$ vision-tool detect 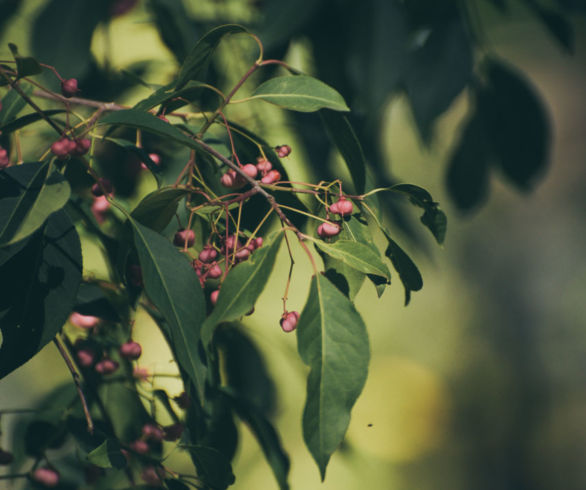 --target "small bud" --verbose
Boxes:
[70,312,100,329]
[0,449,14,465]
[31,467,60,487]
[173,228,195,248]
[330,197,353,217]
[142,423,164,441]
[163,423,184,441]
[207,263,222,279]
[276,144,291,158]
[119,341,142,360]
[242,163,258,179]
[91,178,113,197]
[198,245,218,263]
[95,358,119,375]
[61,78,79,98]
[210,289,220,305]
[76,349,96,368]
[261,169,281,184]
[280,311,299,332]
[317,222,341,238]
[129,440,149,454]
[256,157,272,174]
